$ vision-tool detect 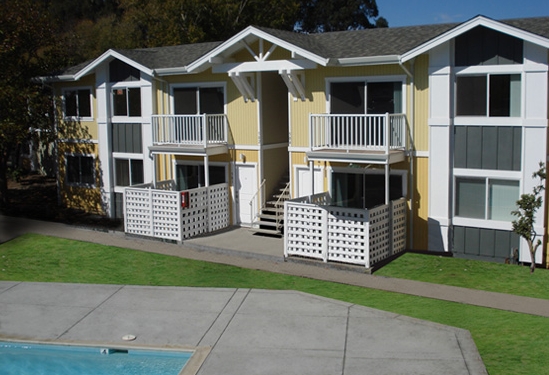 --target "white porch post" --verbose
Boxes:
[385,163,390,205]
[309,159,314,197]
[204,155,210,186]
[152,153,157,188]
